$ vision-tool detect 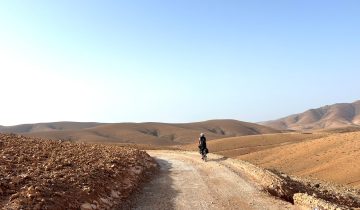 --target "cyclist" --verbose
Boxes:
[198,133,208,160]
